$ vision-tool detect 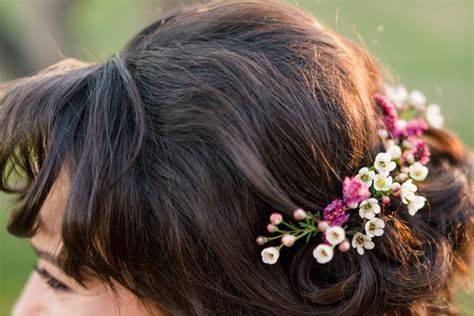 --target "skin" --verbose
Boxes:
[12,166,162,316]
